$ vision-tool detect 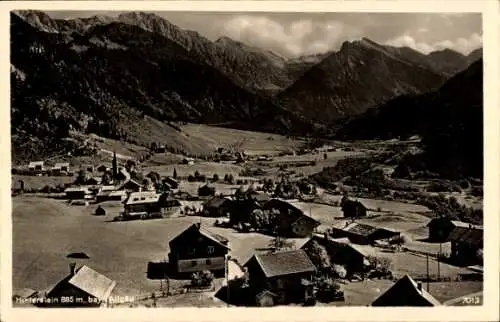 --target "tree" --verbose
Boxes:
[102,172,112,185]
[332,265,347,279]
[367,256,392,274]
[268,236,296,253]
[173,168,178,179]
[212,173,219,182]
[75,169,88,185]
[142,178,153,190]
[249,209,266,229]
[304,241,331,273]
